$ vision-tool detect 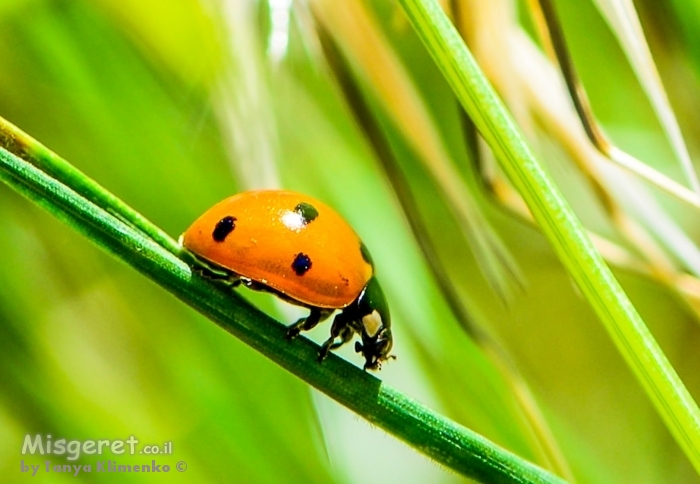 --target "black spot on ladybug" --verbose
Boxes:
[294,203,319,225]
[340,274,350,286]
[213,216,236,242]
[360,241,374,268]
[292,253,312,276]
